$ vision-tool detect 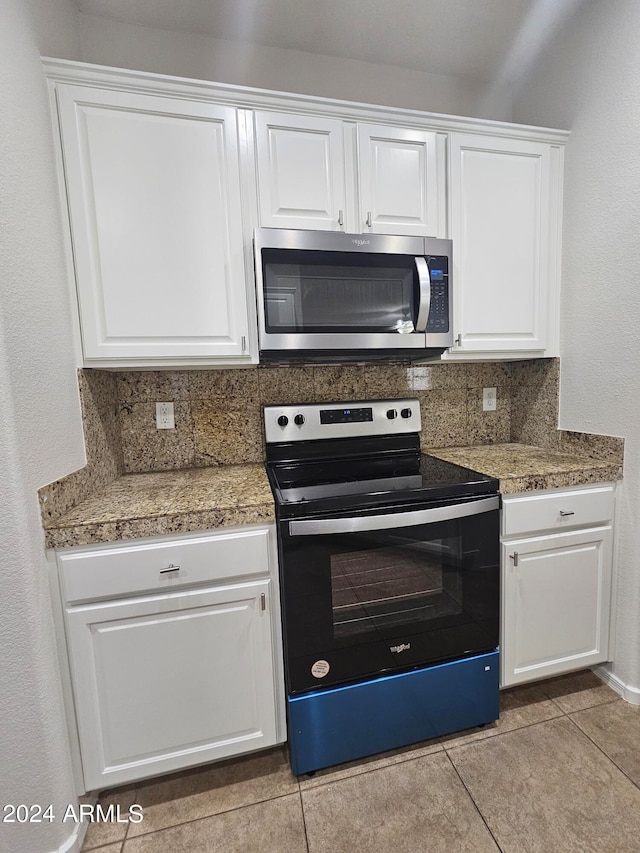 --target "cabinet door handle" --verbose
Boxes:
[456,334,462,347]
[260,593,266,611]
[160,564,181,574]
[366,211,372,228]
[338,209,344,227]
[559,510,575,517]
[509,552,519,567]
